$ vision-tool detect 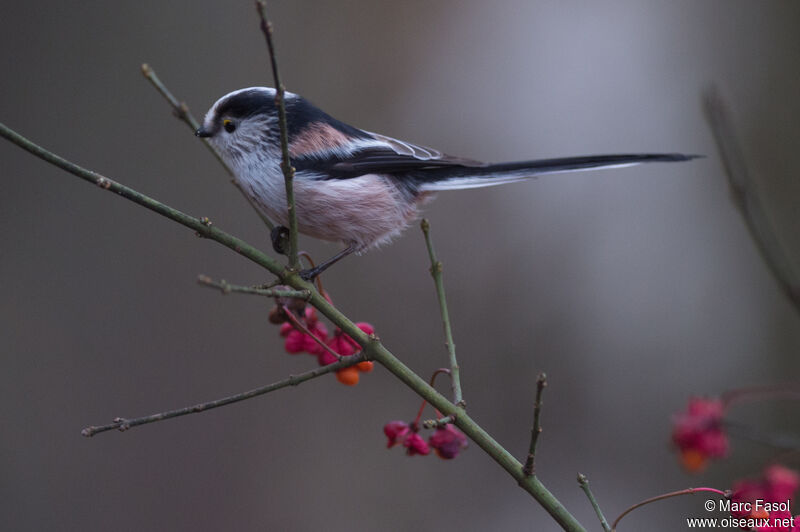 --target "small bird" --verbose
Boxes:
[197,87,697,279]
